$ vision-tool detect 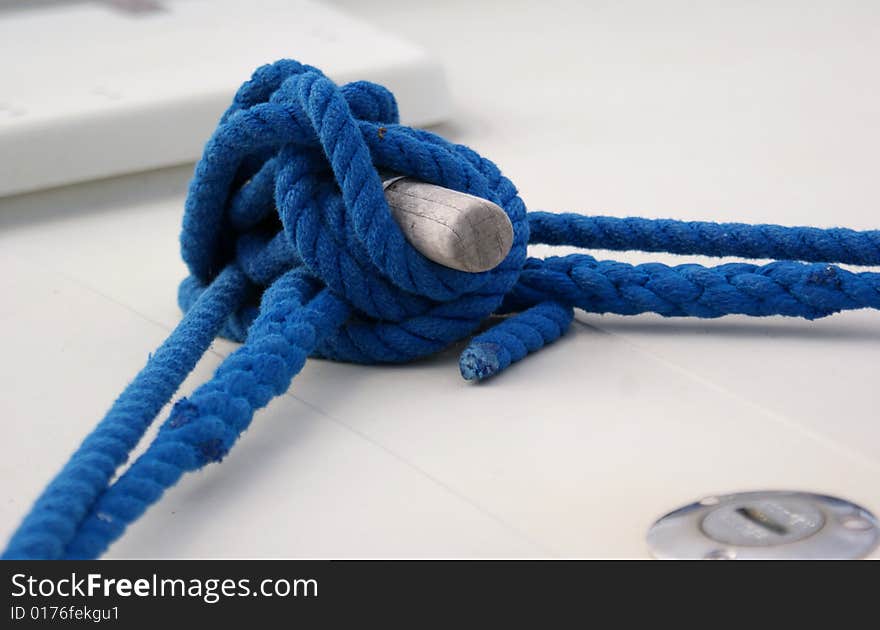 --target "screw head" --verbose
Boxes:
[842,516,872,531]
